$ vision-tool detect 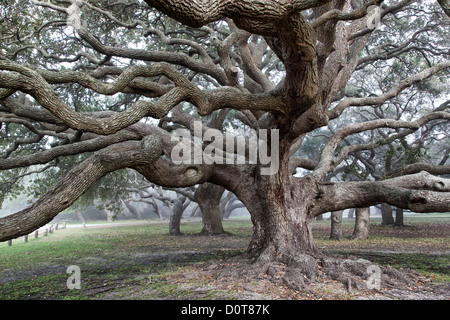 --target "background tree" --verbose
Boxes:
[352,207,370,240]
[1,0,449,288]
